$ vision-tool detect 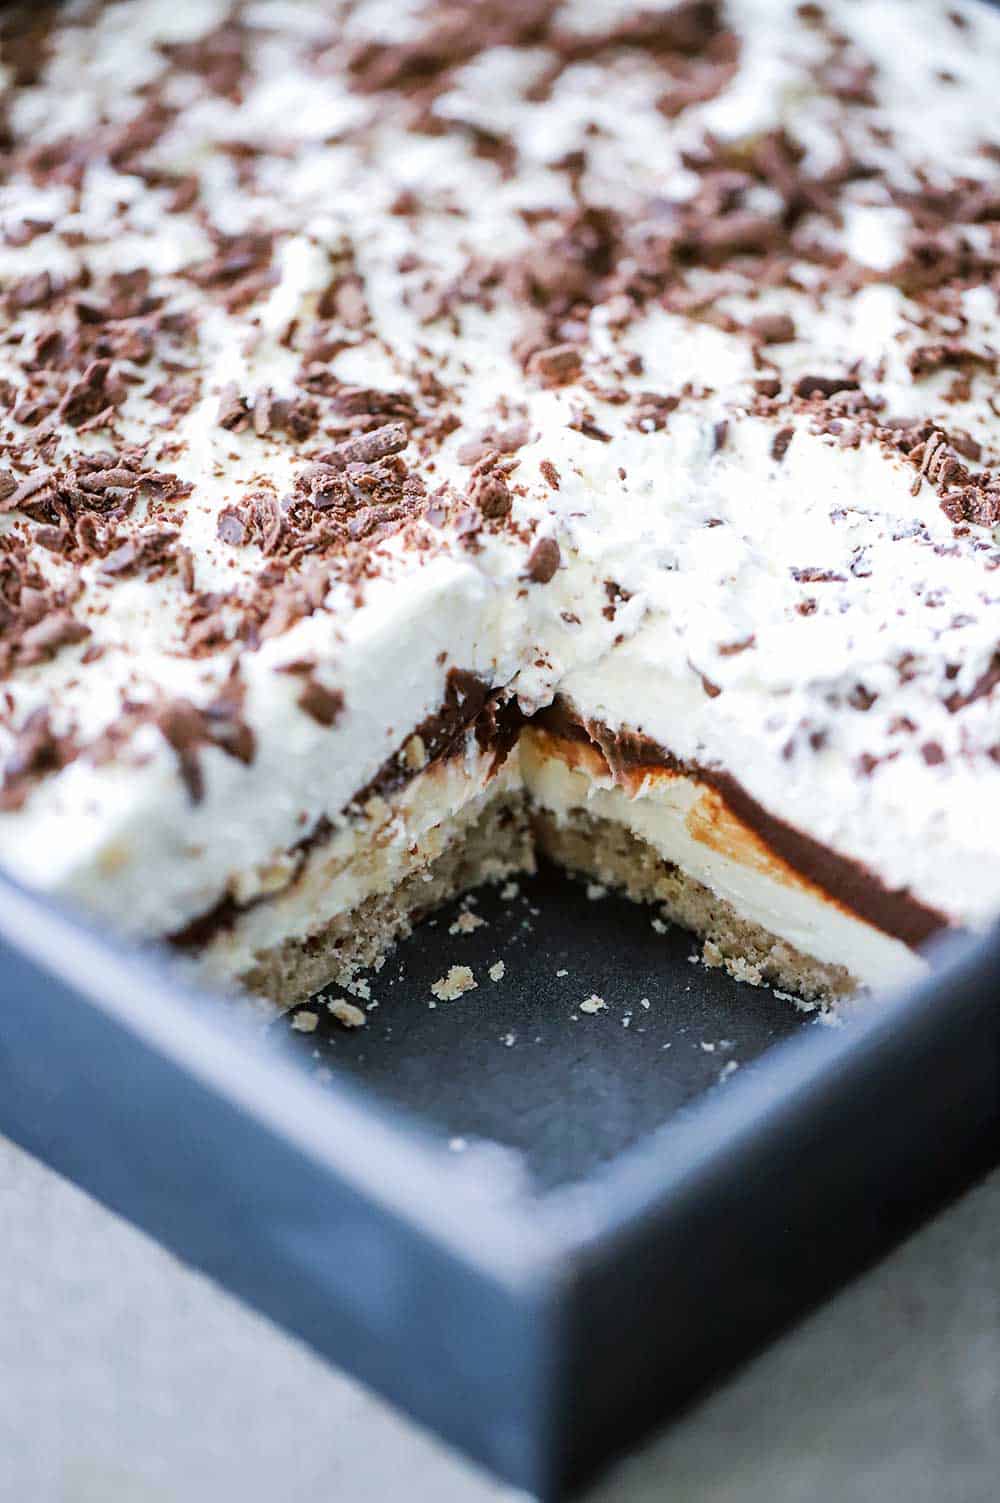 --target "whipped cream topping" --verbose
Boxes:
[0,0,998,947]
